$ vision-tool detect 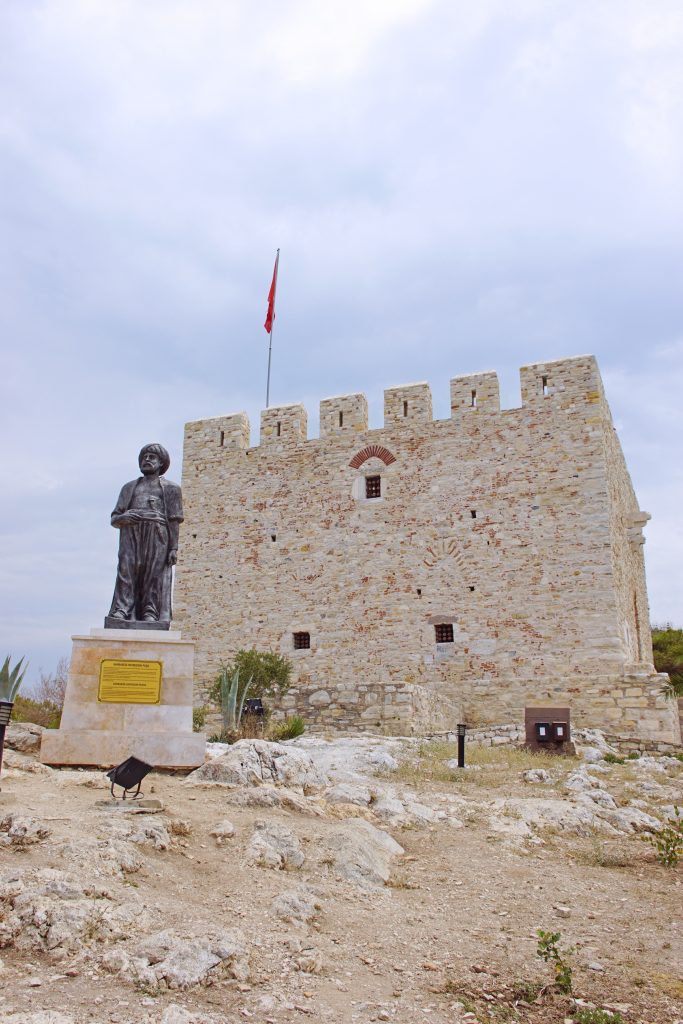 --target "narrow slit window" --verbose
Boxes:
[403,400,408,417]
[276,421,281,437]
[434,623,454,644]
[542,375,549,396]
[365,475,381,499]
[219,430,225,446]
[416,588,422,596]
[271,534,277,542]
[468,585,475,592]
[293,631,310,650]
[339,411,344,427]
[470,509,477,519]
[471,389,477,408]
